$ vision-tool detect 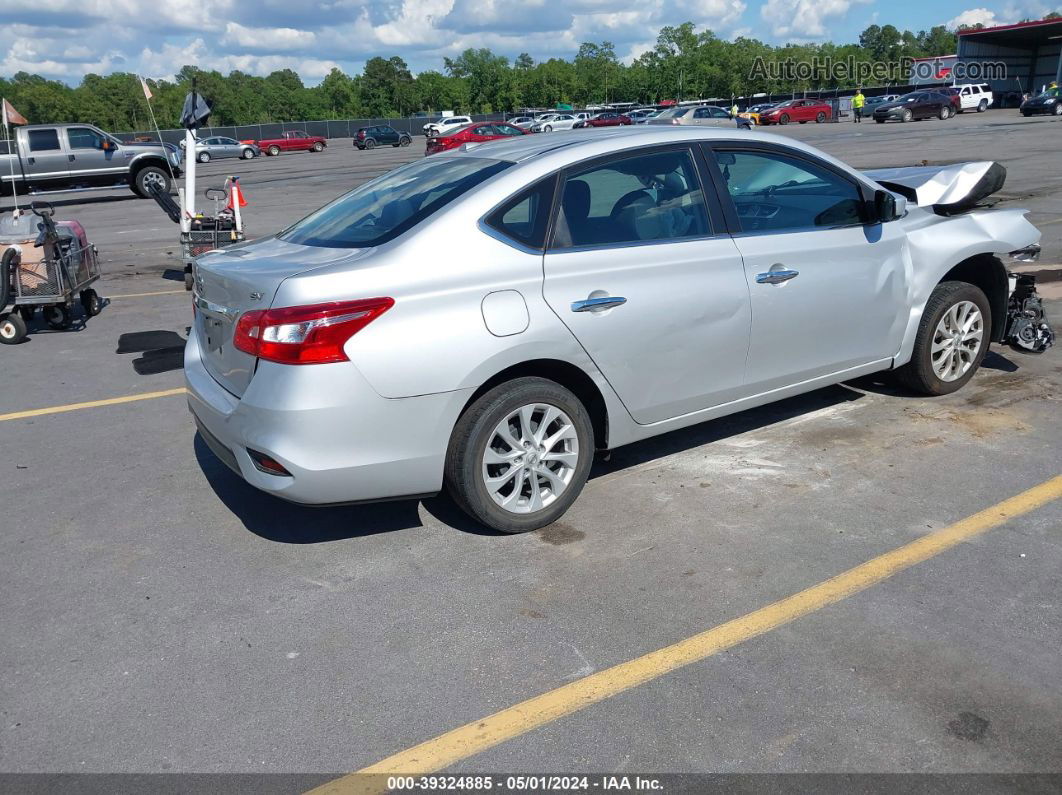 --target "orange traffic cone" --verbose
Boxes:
[227,177,247,209]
